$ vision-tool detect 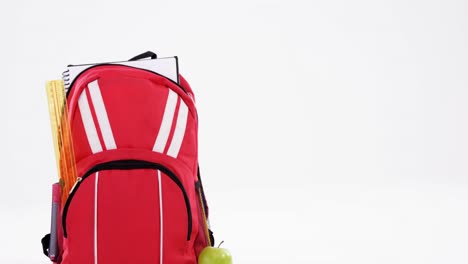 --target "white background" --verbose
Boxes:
[1,0,467,263]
